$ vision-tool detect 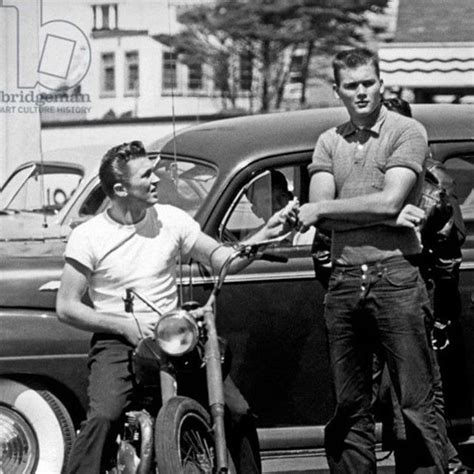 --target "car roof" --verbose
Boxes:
[152,104,474,171]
